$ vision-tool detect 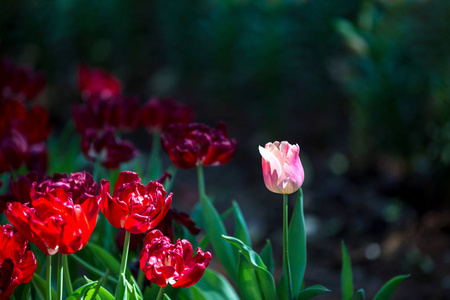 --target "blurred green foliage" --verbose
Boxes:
[1,0,450,206]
